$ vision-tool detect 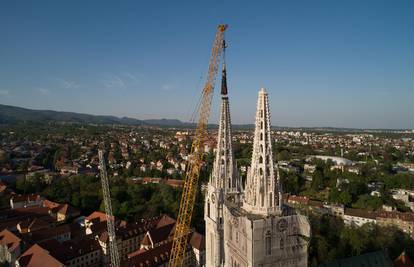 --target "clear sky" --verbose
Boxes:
[1,1,413,129]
